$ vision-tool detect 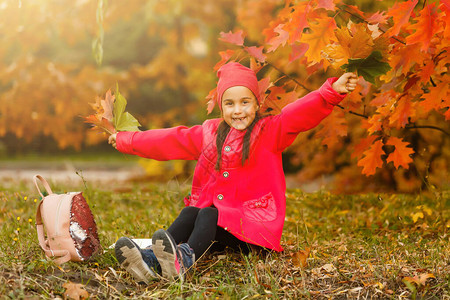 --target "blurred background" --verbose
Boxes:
[0,0,448,193]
